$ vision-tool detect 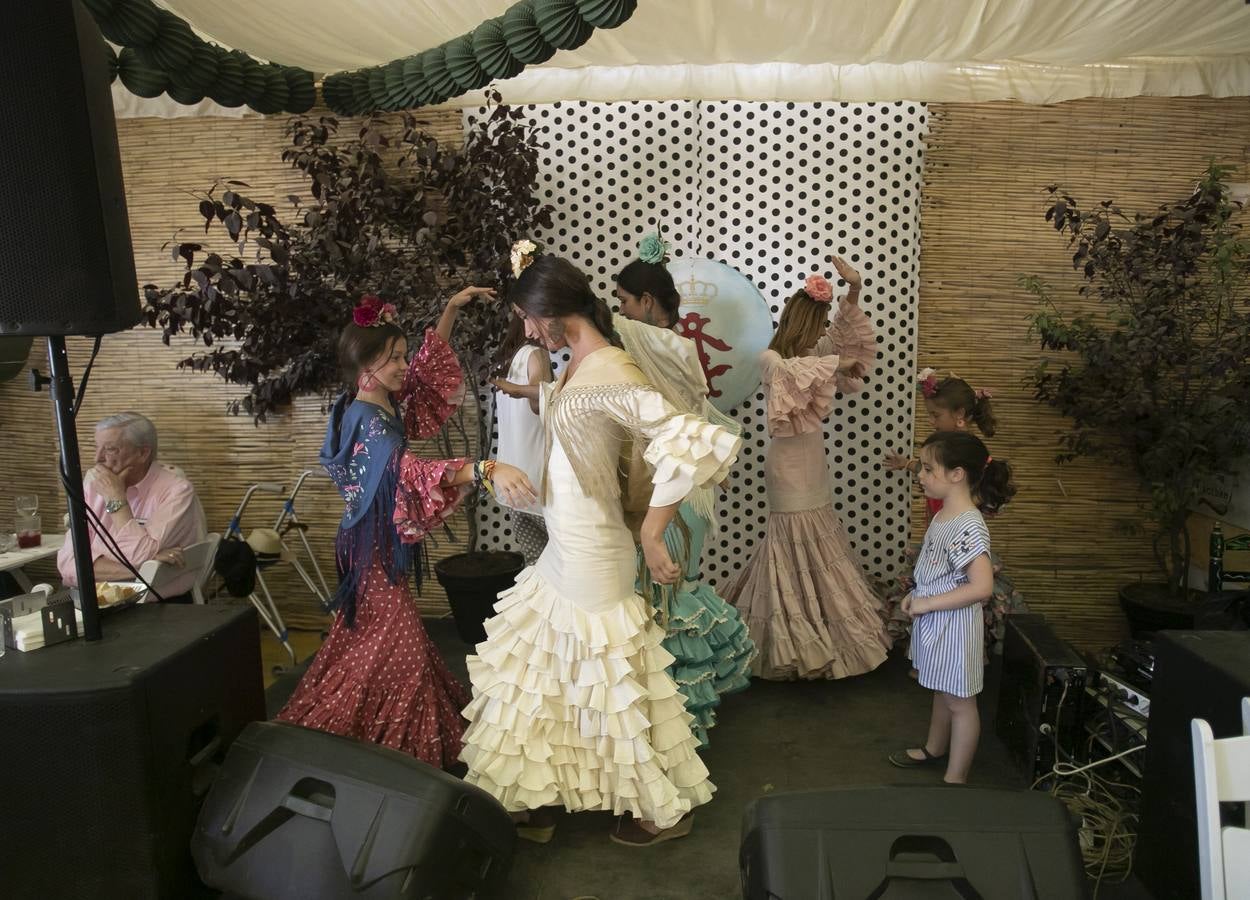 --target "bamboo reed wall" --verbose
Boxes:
[918,97,1250,650]
[0,107,465,631]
